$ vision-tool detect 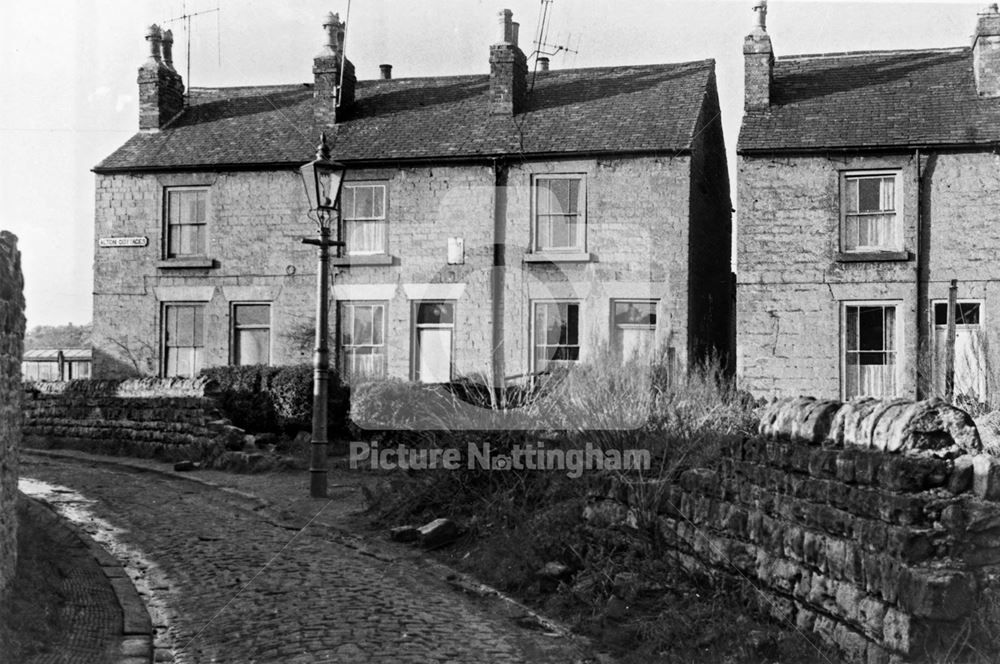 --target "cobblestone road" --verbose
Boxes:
[21,455,592,664]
